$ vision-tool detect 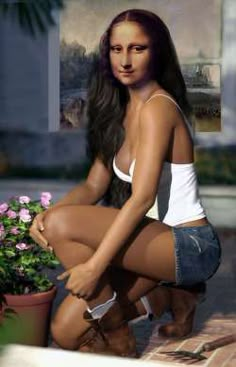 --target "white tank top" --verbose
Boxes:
[112,93,206,226]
